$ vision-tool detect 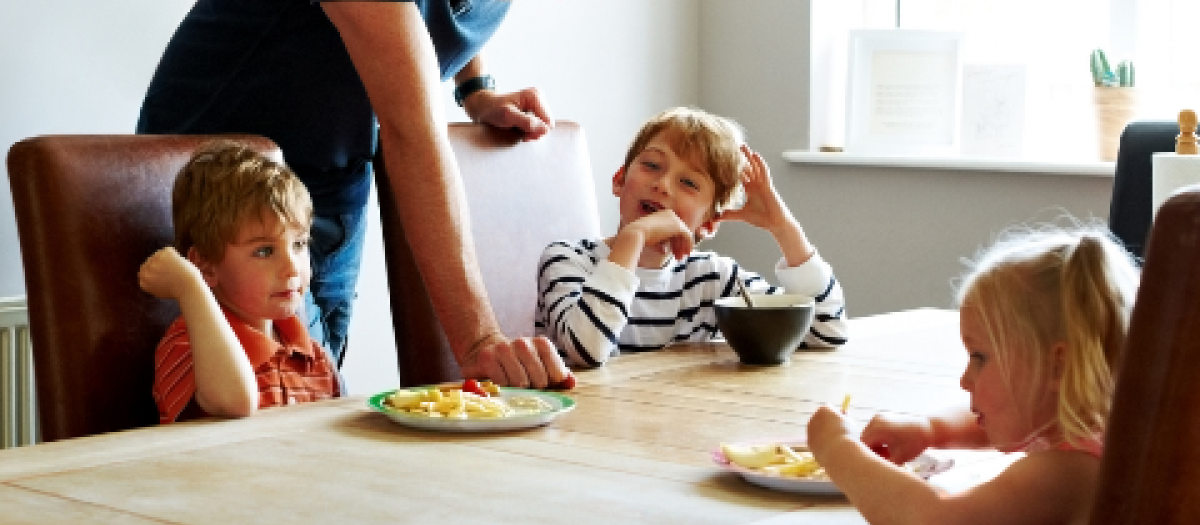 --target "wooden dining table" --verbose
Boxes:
[0,308,1010,524]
